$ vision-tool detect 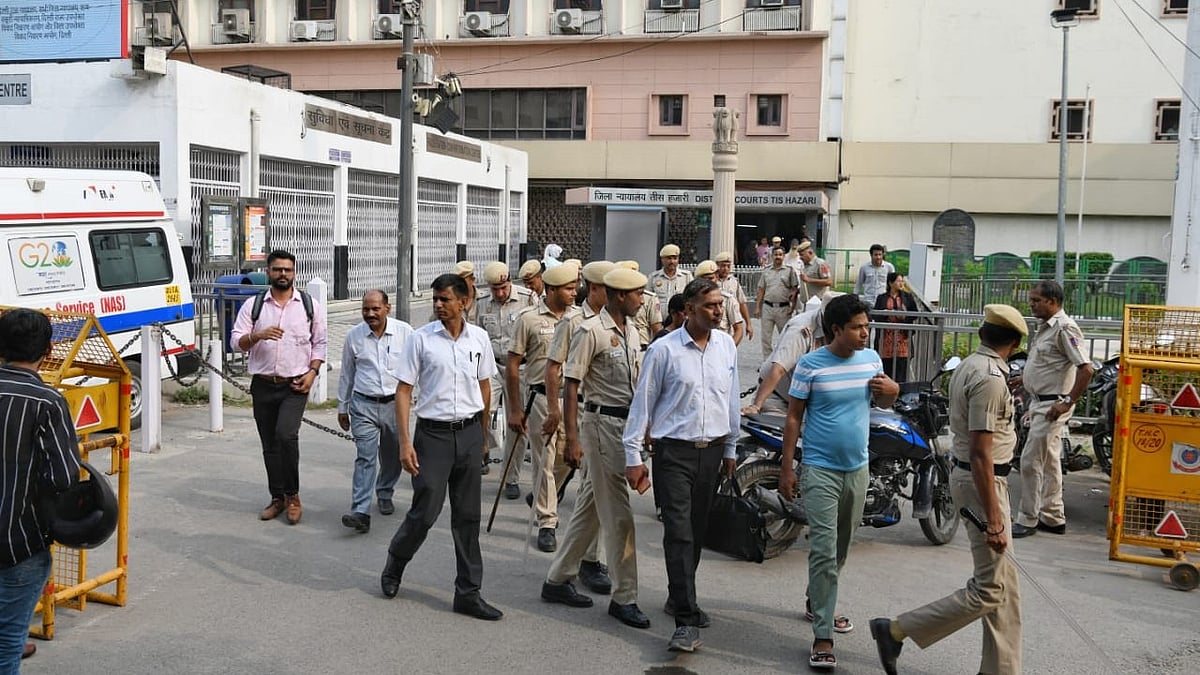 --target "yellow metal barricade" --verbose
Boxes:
[1108,305,1200,590]
[0,307,131,639]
